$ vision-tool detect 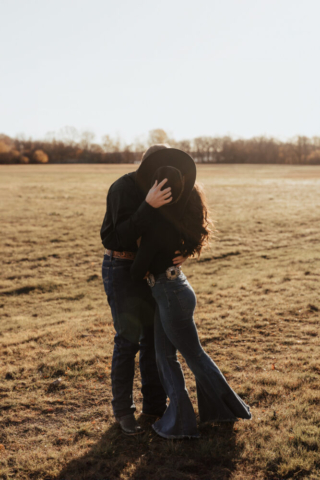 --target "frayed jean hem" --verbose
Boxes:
[152,424,200,440]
